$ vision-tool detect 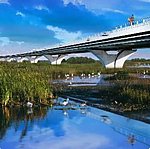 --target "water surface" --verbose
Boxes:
[54,75,109,87]
[0,102,149,149]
